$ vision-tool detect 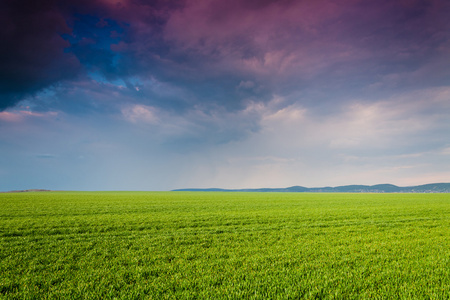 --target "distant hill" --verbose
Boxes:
[173,183,450,193]
[3,189,52,193]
